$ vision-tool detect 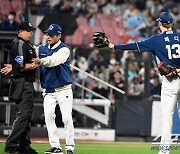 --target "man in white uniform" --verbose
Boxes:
[93,12,180,154]
[33,24,75,154]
